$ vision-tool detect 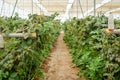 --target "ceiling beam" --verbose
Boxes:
[33,0,49,15]
[106,8,120,14]
[65,0,74,15]
[0,0,30,18]
[83,0,112,17]
[61,0,74,22]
